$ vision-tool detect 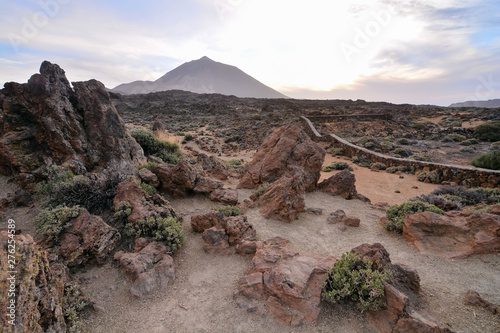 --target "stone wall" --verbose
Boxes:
[300,116,500,188]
